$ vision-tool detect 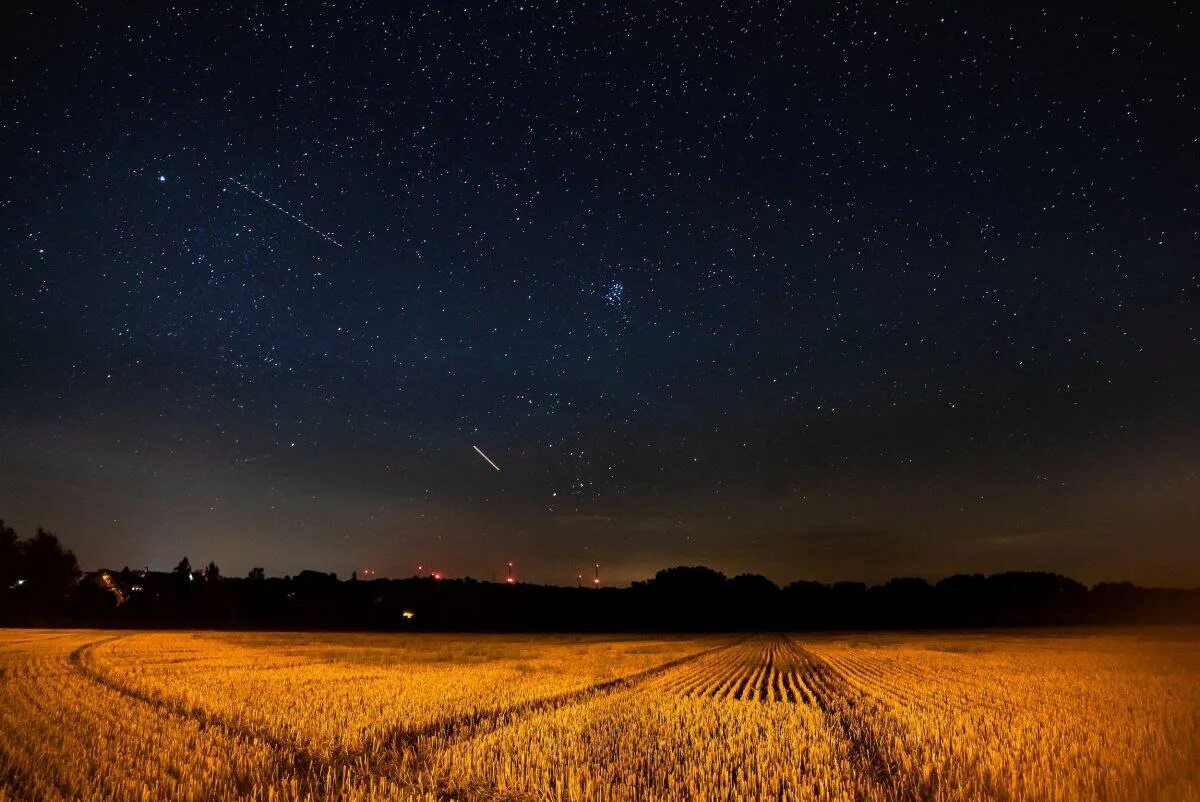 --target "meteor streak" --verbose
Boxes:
[228,177,344,248]
[473,445,501,471]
